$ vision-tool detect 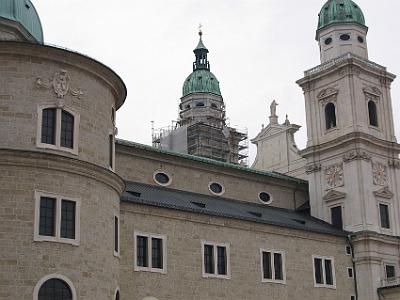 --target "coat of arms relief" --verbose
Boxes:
[372,162,388,186]
[36,70,84,99]
[325,163,344,189]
